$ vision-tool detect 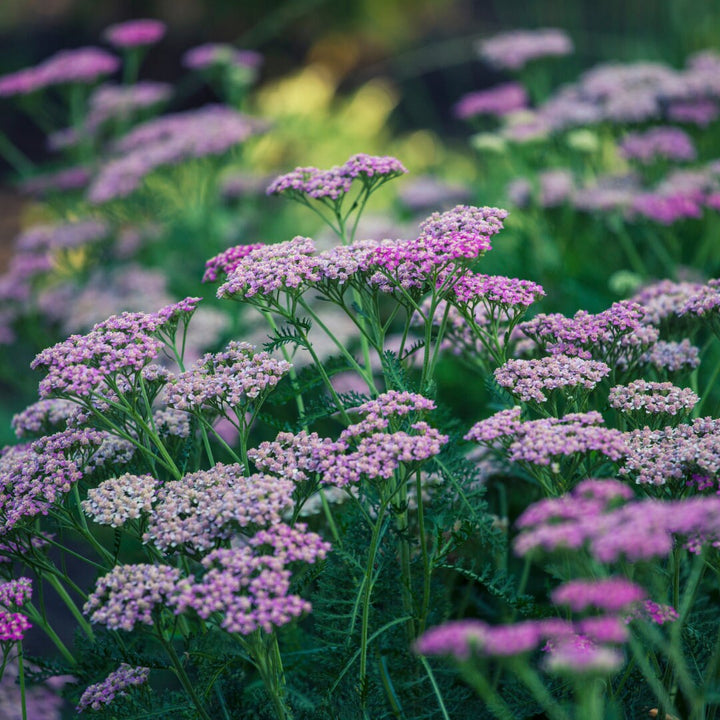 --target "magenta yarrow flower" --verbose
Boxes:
[543,635,624,675]
[203,243,265,282]
[455,82,528,119]
[451,272,544,309]
[0,429,104,534]
[77,664,150,713]
[103,19,166,48]
[478,28,573,70]
[12,399,77,437]
[551,578,646,612]
[630,191,703,225]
